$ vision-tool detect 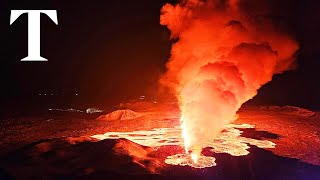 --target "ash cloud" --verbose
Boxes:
[160,0,298,154]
